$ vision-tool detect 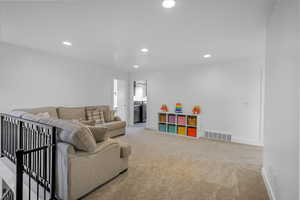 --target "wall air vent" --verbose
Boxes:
[204,130,232,142]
